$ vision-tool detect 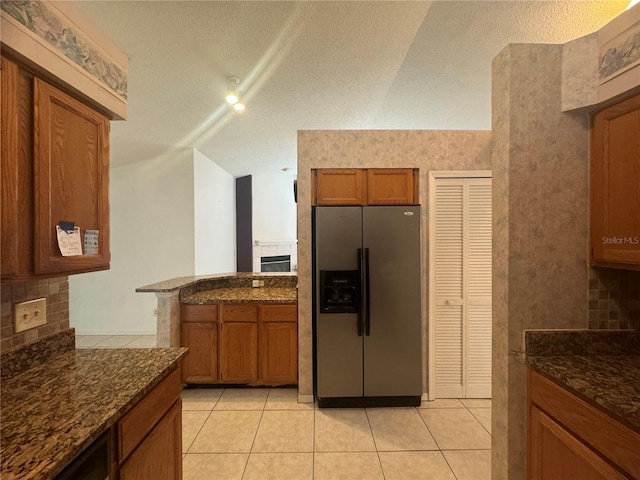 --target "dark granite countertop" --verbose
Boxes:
[528,354,640,434]
[0,347,187,480]
[182,286,298,304]
[137,272,297,293]
[526,330,640,436]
